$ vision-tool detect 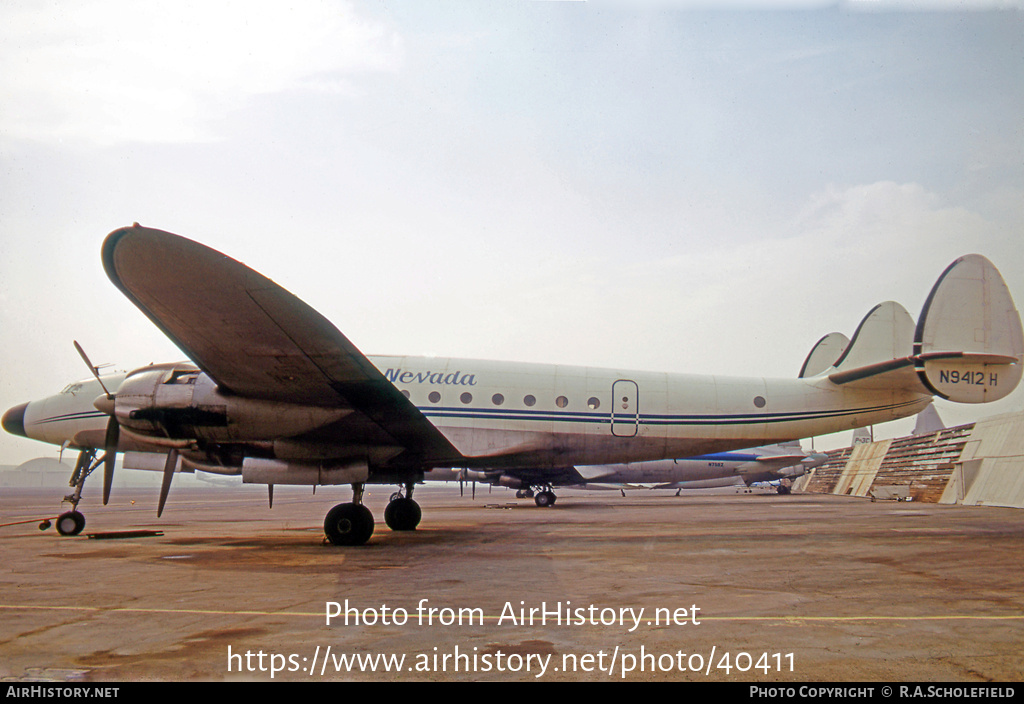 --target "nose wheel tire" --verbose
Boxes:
[55,511,86,536]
